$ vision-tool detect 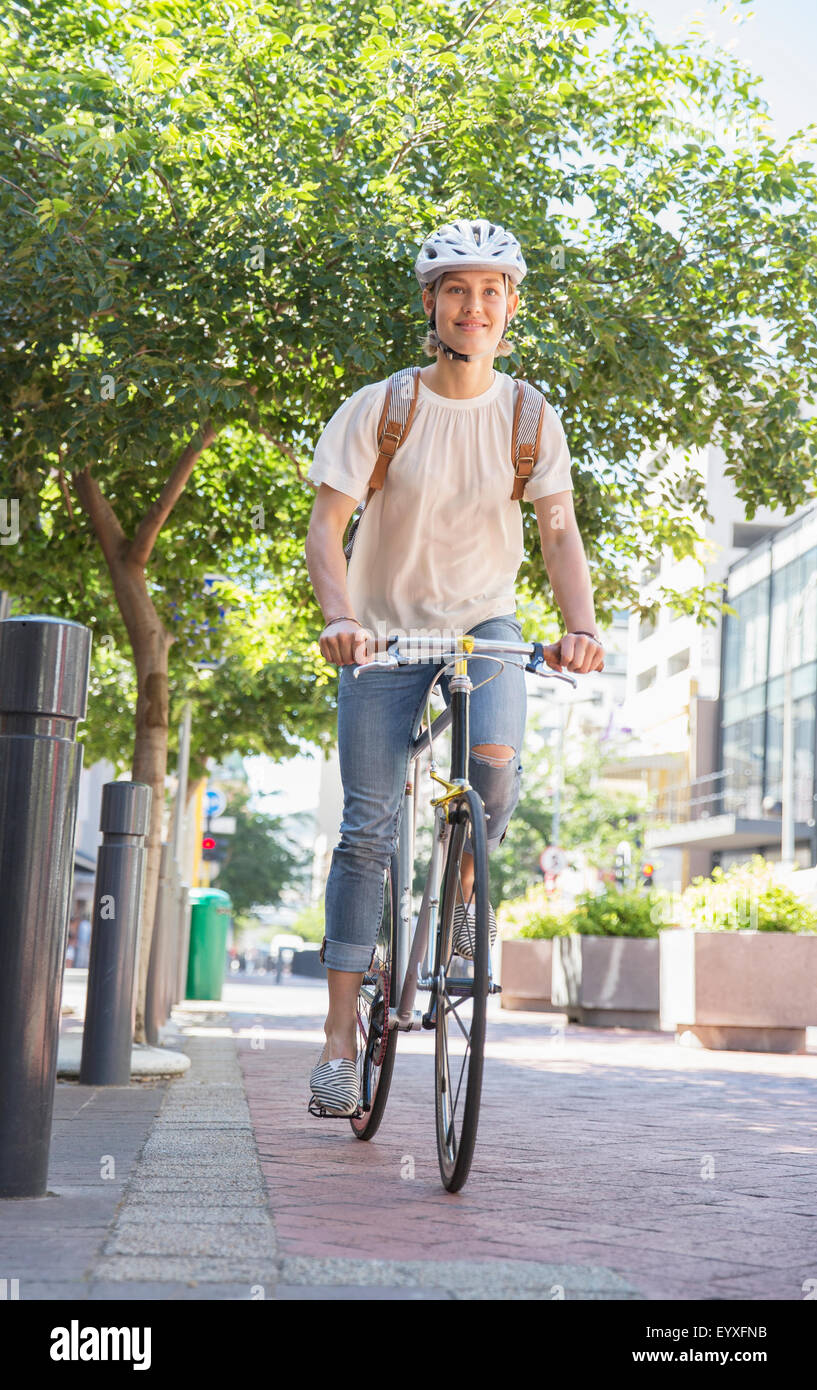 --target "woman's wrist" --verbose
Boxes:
[321,613,361,631]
